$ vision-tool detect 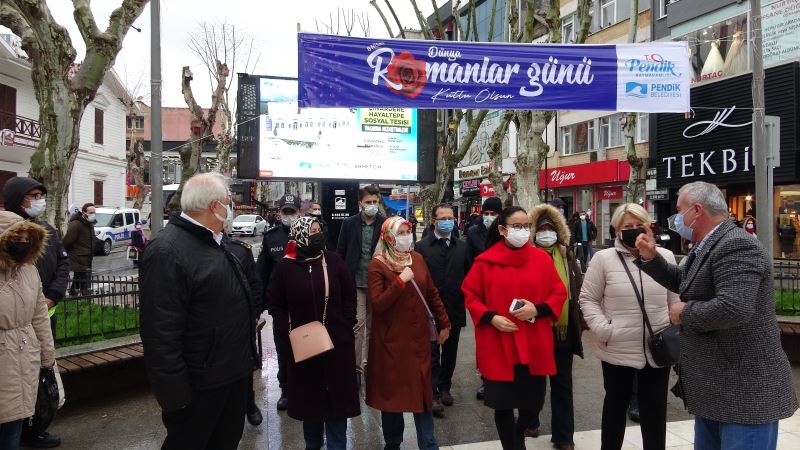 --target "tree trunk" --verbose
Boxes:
[624,0,644,203]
